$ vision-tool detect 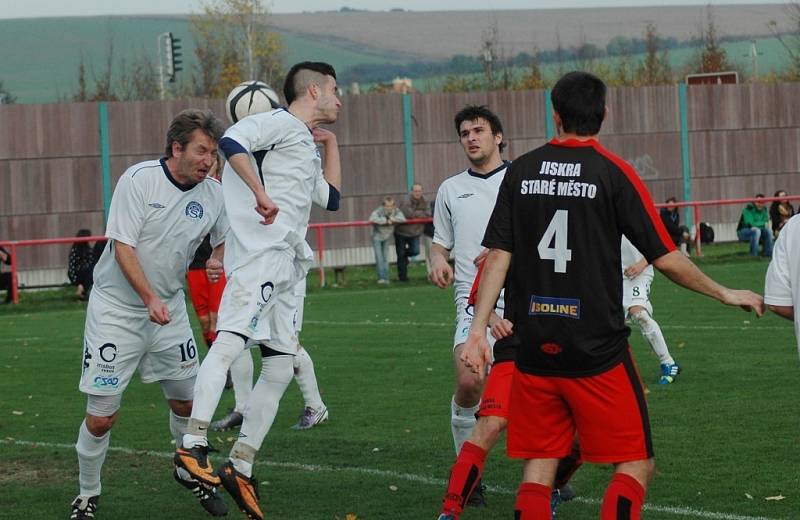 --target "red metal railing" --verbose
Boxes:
[3,197,799,303]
